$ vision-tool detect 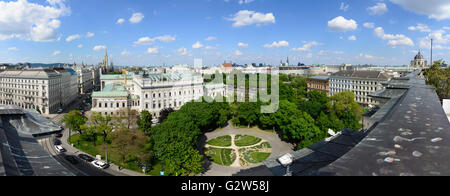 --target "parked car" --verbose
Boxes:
[57,109,63,114]
[55,133,63,138]
[53,138,62,145]
[91,160,110,169]
[78,154,95,162]
[55,145,66,153]
[64,155,79,165]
